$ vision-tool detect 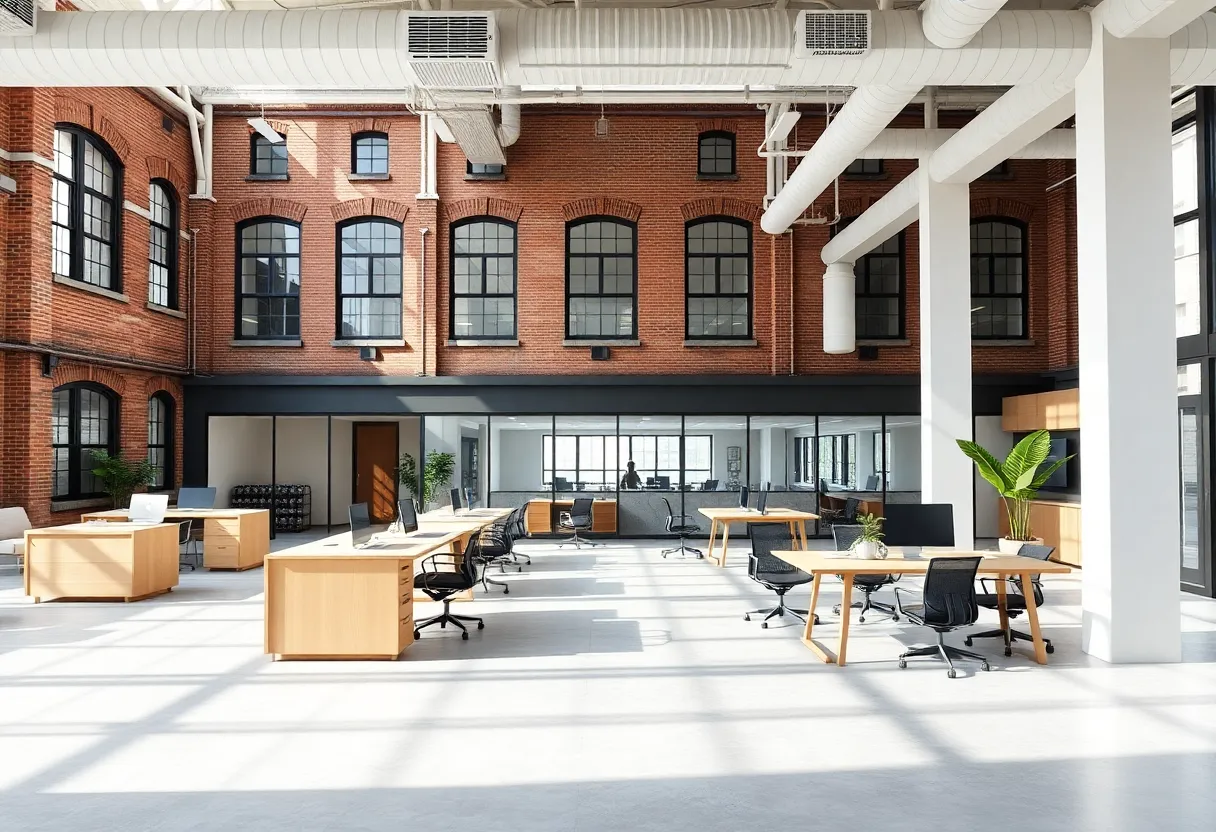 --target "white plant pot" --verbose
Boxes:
[998,536,1042,555]
[855,540,880,560]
